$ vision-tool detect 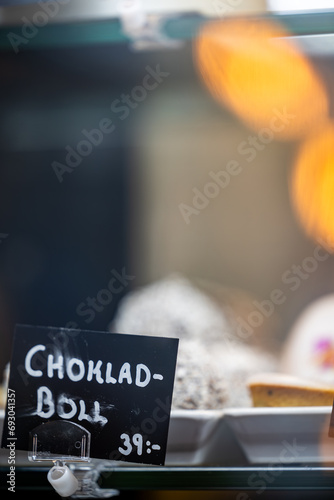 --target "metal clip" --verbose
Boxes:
[69,463,119,499]
[117,0,182,51]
